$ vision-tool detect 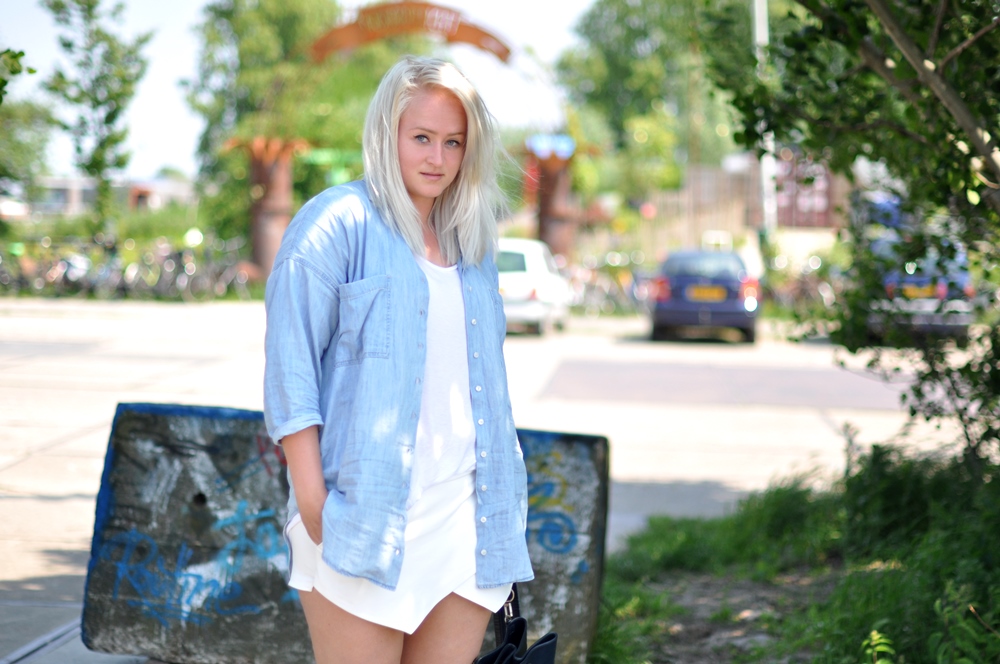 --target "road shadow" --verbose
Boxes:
[607,479,749,553]
[619,328,748,345]
[0,548,89,604]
